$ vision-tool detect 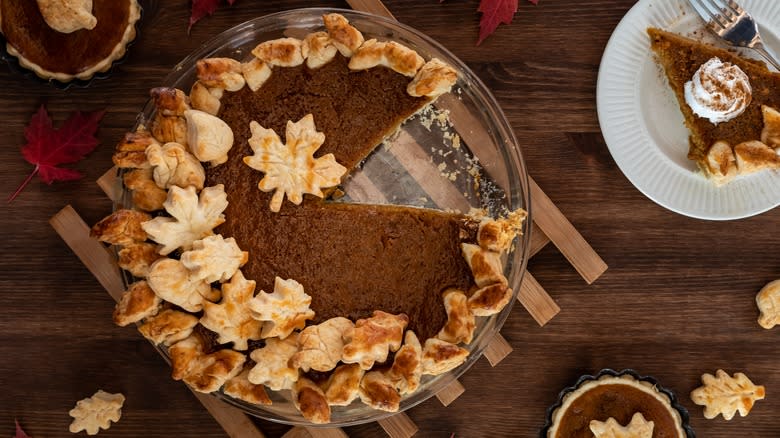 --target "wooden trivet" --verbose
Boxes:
[57,4,607,435]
